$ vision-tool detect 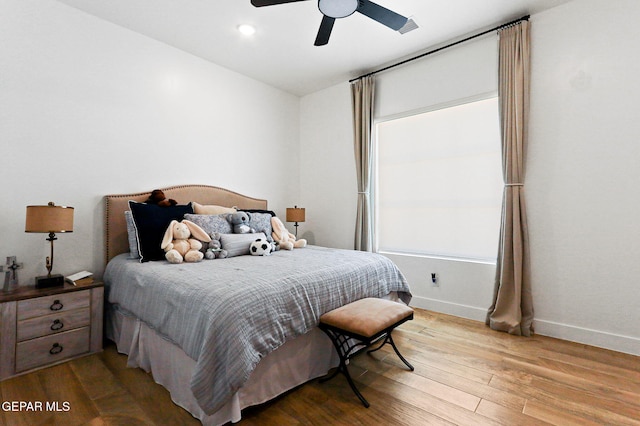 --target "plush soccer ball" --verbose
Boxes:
[250,238,272,256]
